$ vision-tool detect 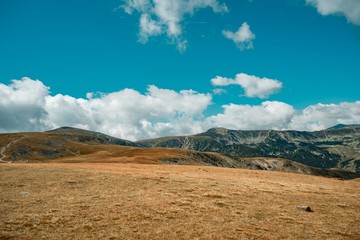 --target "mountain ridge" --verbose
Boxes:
[1,125,359,178]
[327,123,360,130]
[47,126,138,147]
[137,125,360,173]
